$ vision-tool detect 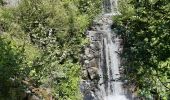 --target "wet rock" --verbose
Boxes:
[84,60,90,65]
[80,80,91,93]
[90,43,95,49]
[82,70,88,79]
[93,52,100,59]
[28,95,40,100]
[82,64,86,70]
[87,54,94,60]
[84,91,97,100]
[85,48,90,55]
[93,20,103,26]
[82,55,88,61]
[92,42,101,50]
[89,59,98,68]
[87,67,98,80]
